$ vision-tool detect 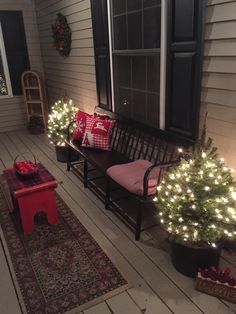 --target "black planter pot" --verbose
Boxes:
[55,145,80,163]
[28,126,44,134]
[171,241,222,278]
